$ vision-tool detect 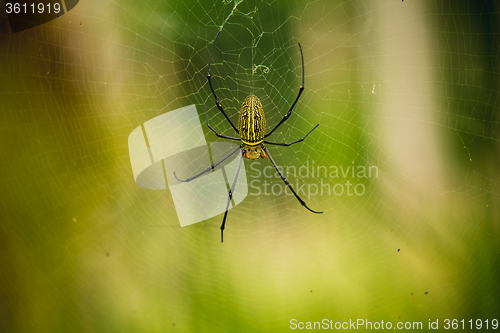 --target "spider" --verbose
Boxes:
[175,31,322,242]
